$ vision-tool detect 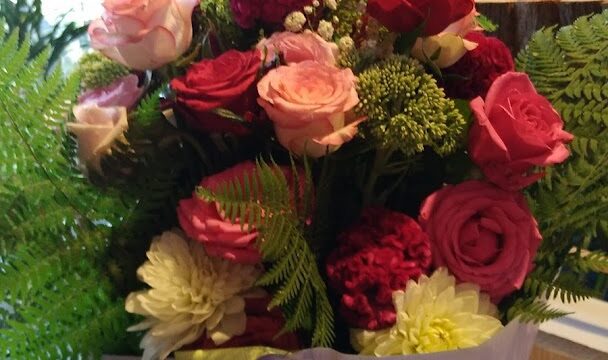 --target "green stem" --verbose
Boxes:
[362,146,394,207]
